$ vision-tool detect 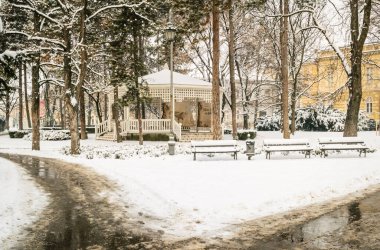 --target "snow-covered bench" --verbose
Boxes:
[318,137,369,157]
[191,140,239,161]
[263,139,312,159]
